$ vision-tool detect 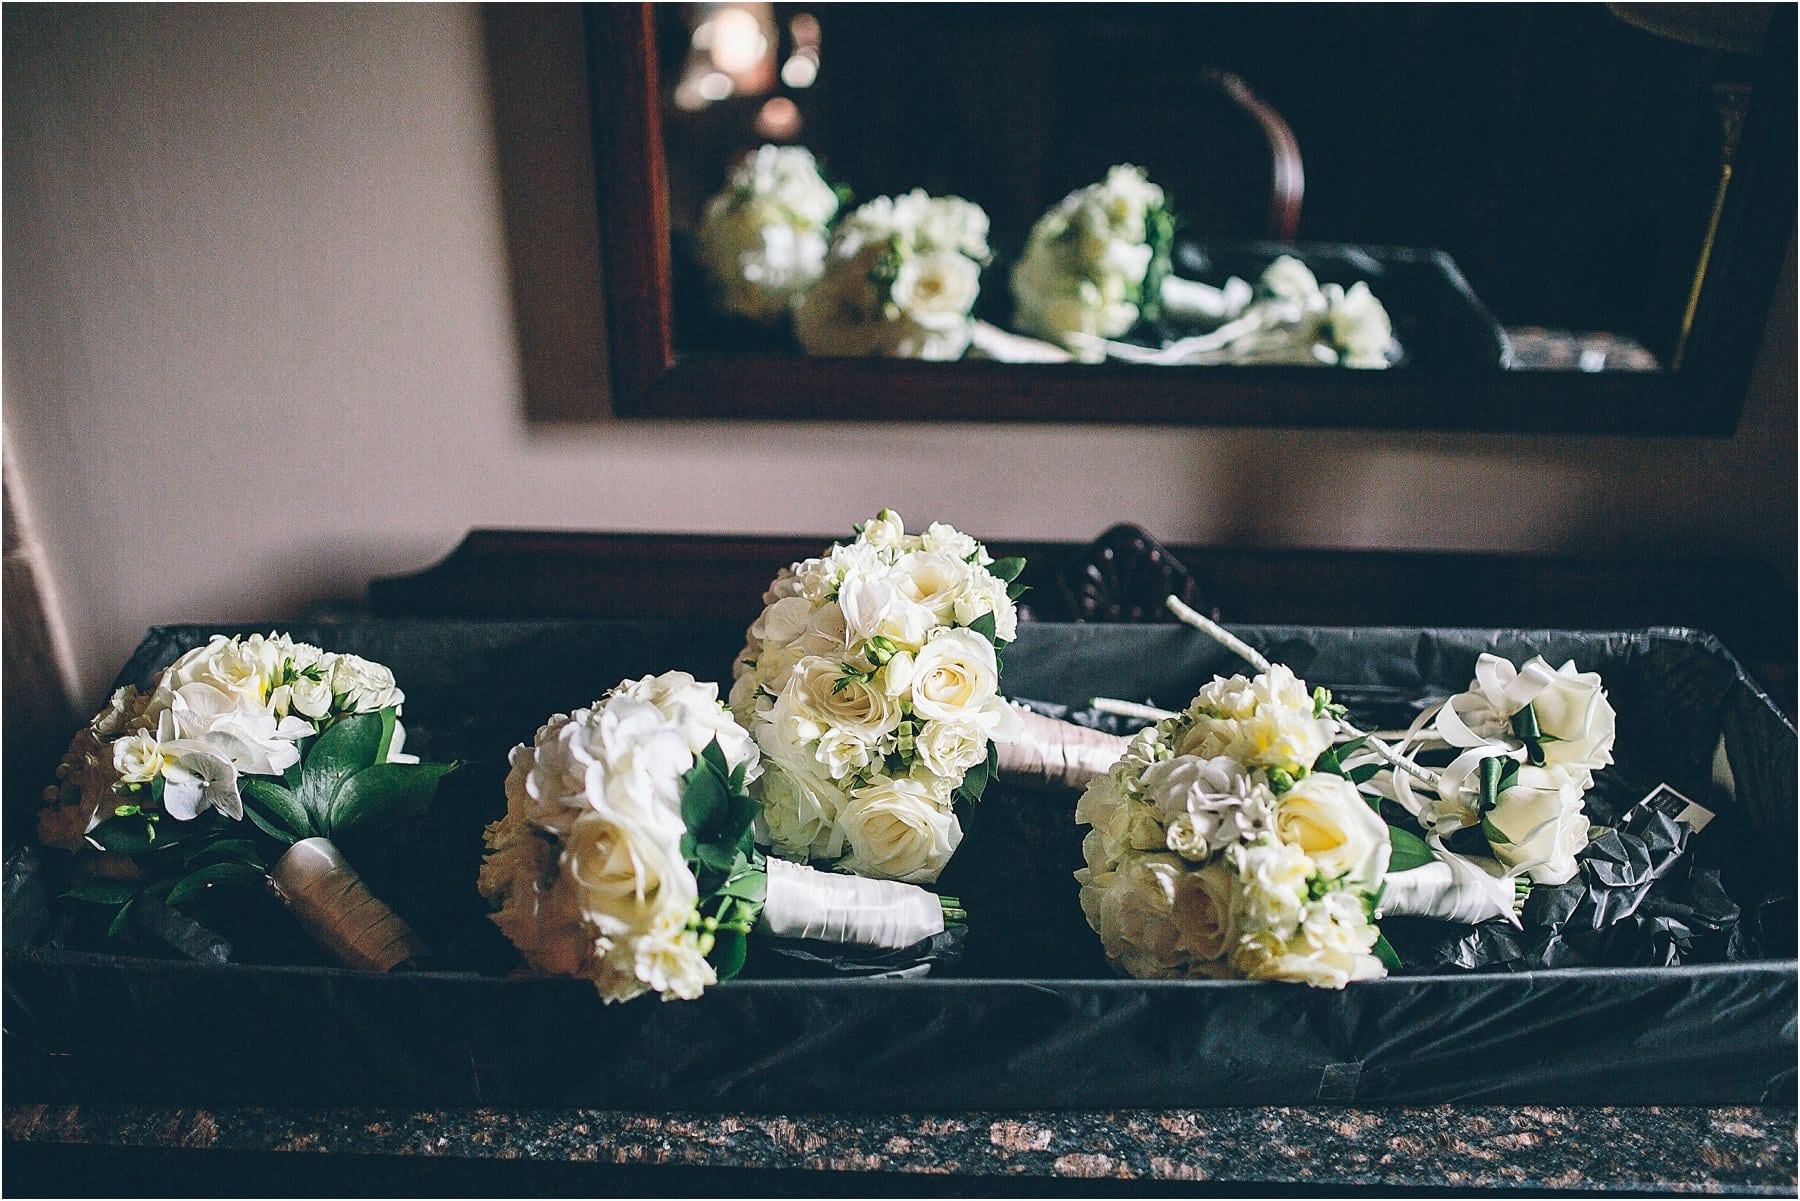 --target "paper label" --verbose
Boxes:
[1633,783,1717,833]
